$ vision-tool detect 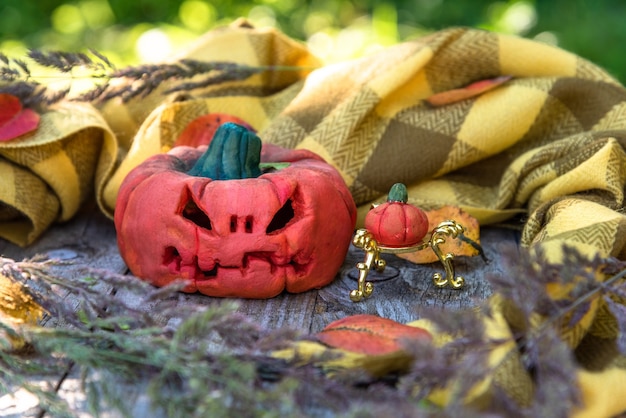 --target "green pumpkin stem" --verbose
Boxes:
[387,183,408,203]
[187,122,262,180]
